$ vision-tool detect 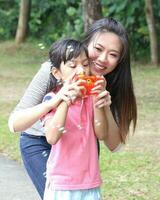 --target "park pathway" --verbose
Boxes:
[0,154,41,200]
